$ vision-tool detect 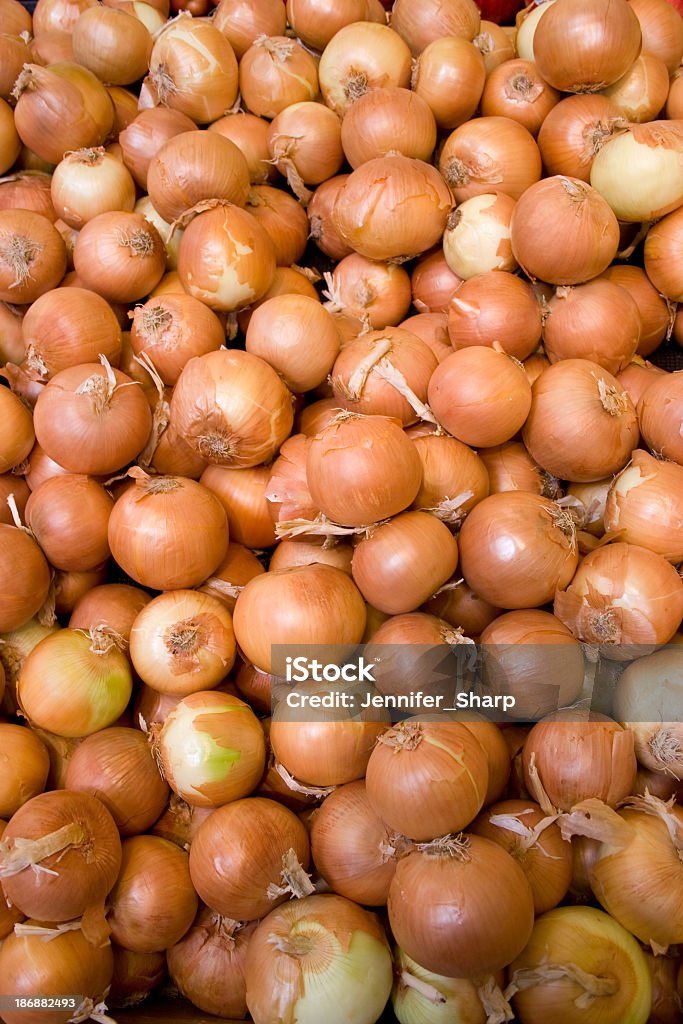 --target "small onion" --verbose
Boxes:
[265,432,318,526]
[0,387,34,474]
[554,542,683,653]
[590,121,683,223]
[428,346,532,447]
[64,727,168,836]
[0,210,67,305]
[613,648,683,780]
[442,193,517,280]
[213,0,286,58]
[542,280,641,374]
[478,441,543,496]
[412,36,486,131]
[510,175,619,285]
[130,293,225,386]
[481,59,560,136]
[25,474,113,572]
[0,172,57,223]
[21,286,122,380]
[438,116,542,204]
[234,563,367,673]
[0,475,29,526]
[268,102,344,202]
[332,154,452,262]
[119,107,196,190]
[0,789,121,923]
[149,18,238,124]
[474,19,515,73]
[129,590,236,696]
[198,542,265,613]
[109,946,166,1009]
[399,313,452,363]
[390,0,481,55]
[239,36,318,120]
[0,35,31,102]
[458,492,578,610]
[0,522,51,634]
[318,22,411,116]
[522,359,639,482]
[340,87,436,168]
[108,835,198,953]
[157,691,265,807]
[73,210,166,303]
[422,579,501,637]
[54,565,107,617]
